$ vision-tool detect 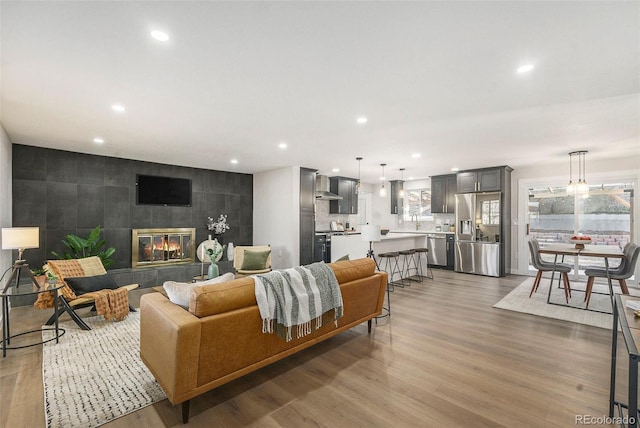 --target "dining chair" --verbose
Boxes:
[584,243,639,308]
[528,239,572,303]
